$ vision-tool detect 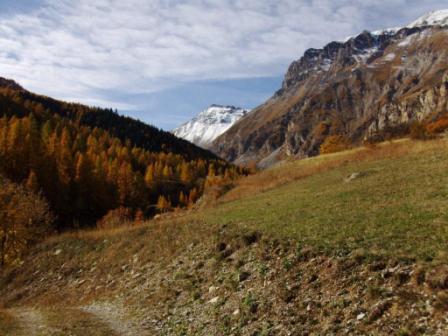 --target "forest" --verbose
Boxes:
[0,83,247,232]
